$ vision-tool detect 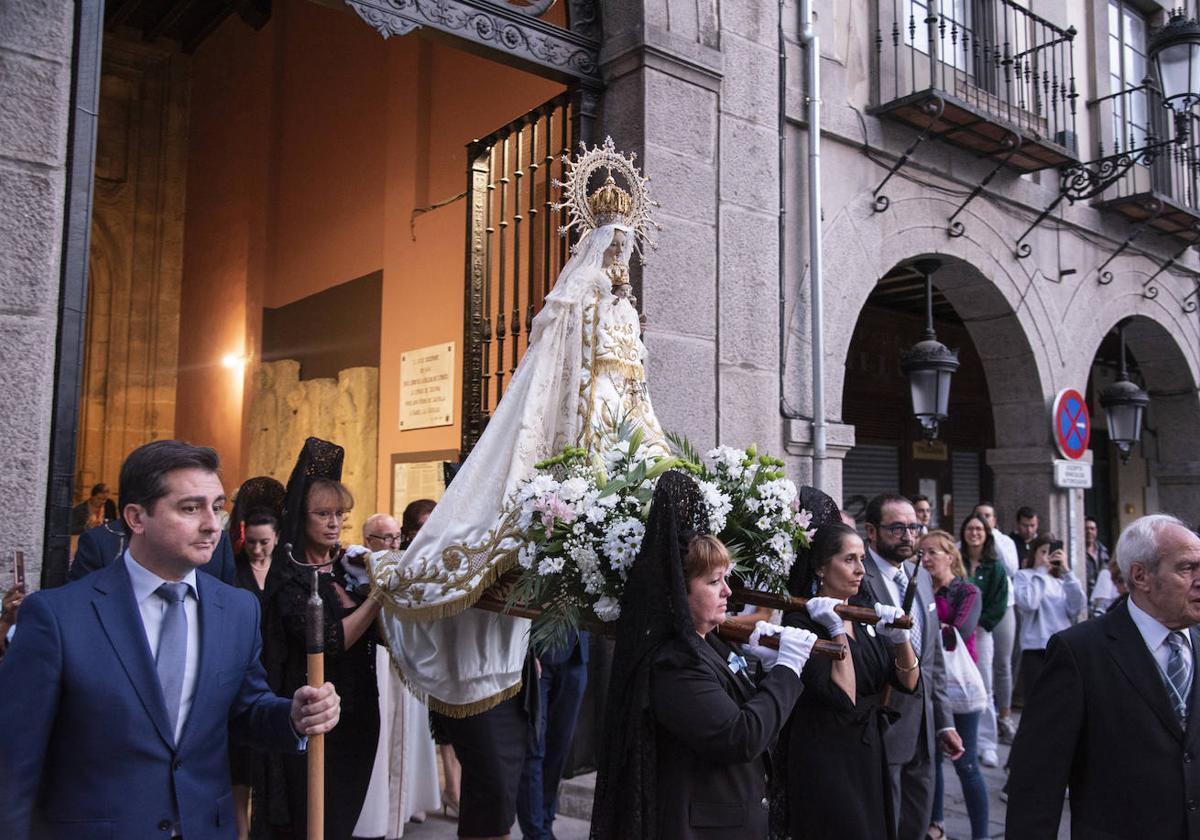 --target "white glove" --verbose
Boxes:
[744,621,781,669]
[774,626,818,678]
[805,596,847,638]
[343,544,371,560]
[874,602,910,645]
